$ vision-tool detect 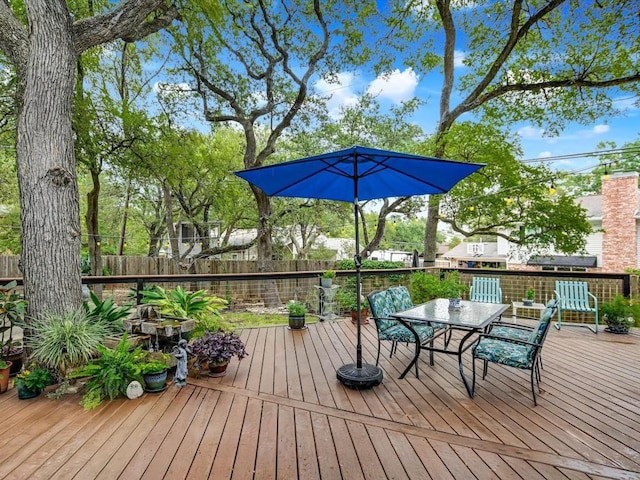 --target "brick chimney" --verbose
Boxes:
[601,171,639,272]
